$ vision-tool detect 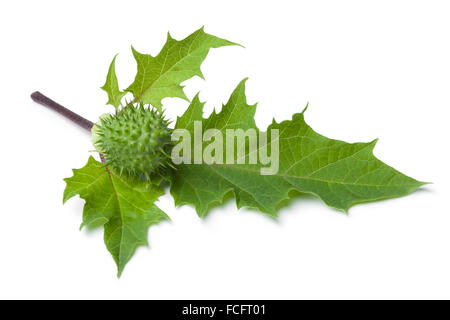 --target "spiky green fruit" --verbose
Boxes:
[92,105,172,180]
